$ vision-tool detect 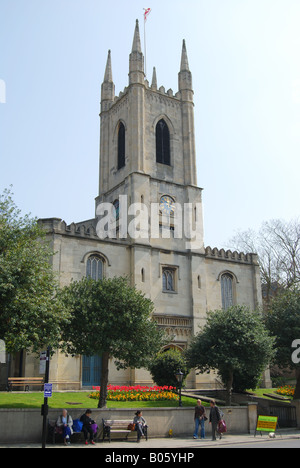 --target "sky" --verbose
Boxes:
[1,0,300,249]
